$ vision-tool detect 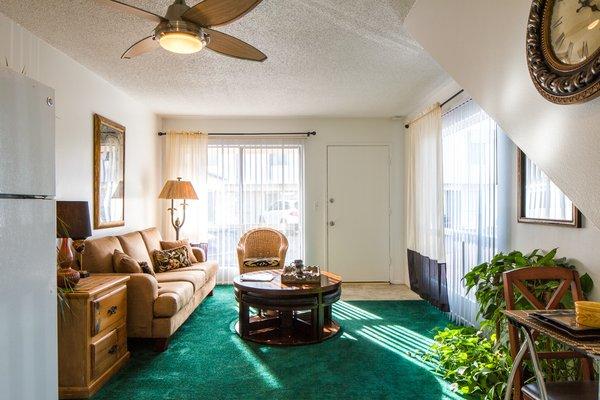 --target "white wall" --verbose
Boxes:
[162,117,407,283]
[406,0,600,230]
[0,12,161,238]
